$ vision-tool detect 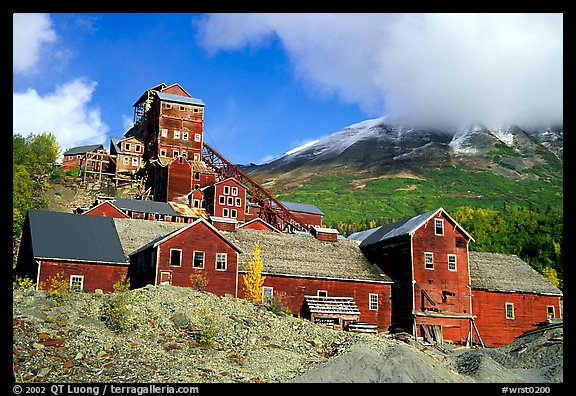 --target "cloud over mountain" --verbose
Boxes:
[196,13,563,129]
